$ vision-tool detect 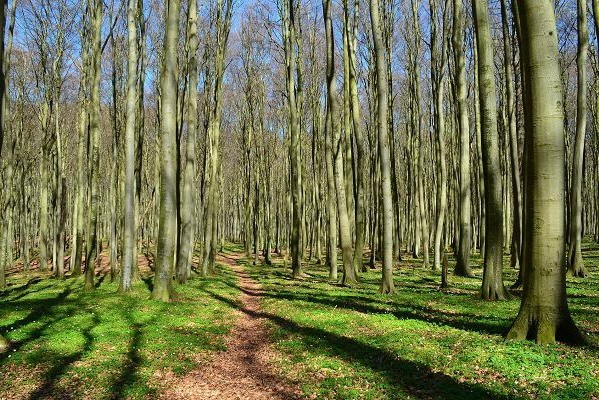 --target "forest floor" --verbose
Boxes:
[161,252,301,400]
[0,243,598,399]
